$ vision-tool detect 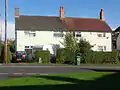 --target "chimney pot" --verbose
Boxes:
[15,8,19,18]
[60,6,65,19]
[100,8,104,20]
